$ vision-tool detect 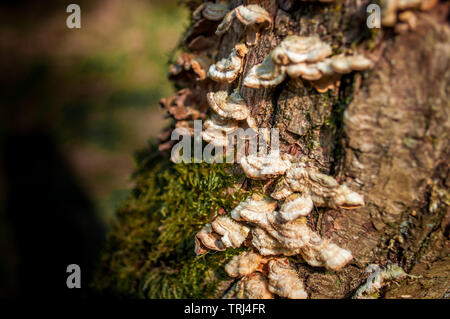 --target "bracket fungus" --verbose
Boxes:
[231,193,277,223]
[216,5,272,45]
[243,55,286,88]
[159,88,208,121]
[195,216,249,255]
[240,151,293,180]
[271,36,332,65]
[169,53,211,82]
[225,250,267,278]
[224,272,274,299]
[208,43,248,83]
[202,113,239,147]
[249,214,353,270]
[244,35,373,92]
[207,89,250,120]
[271,162,365,211]
[267,258,308,299]
[193,1,229,21]
[278,193,314,222]
[381,0,438,30]
[251,227,295,256]
[195,223,225,255]
[211,215,250,249]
